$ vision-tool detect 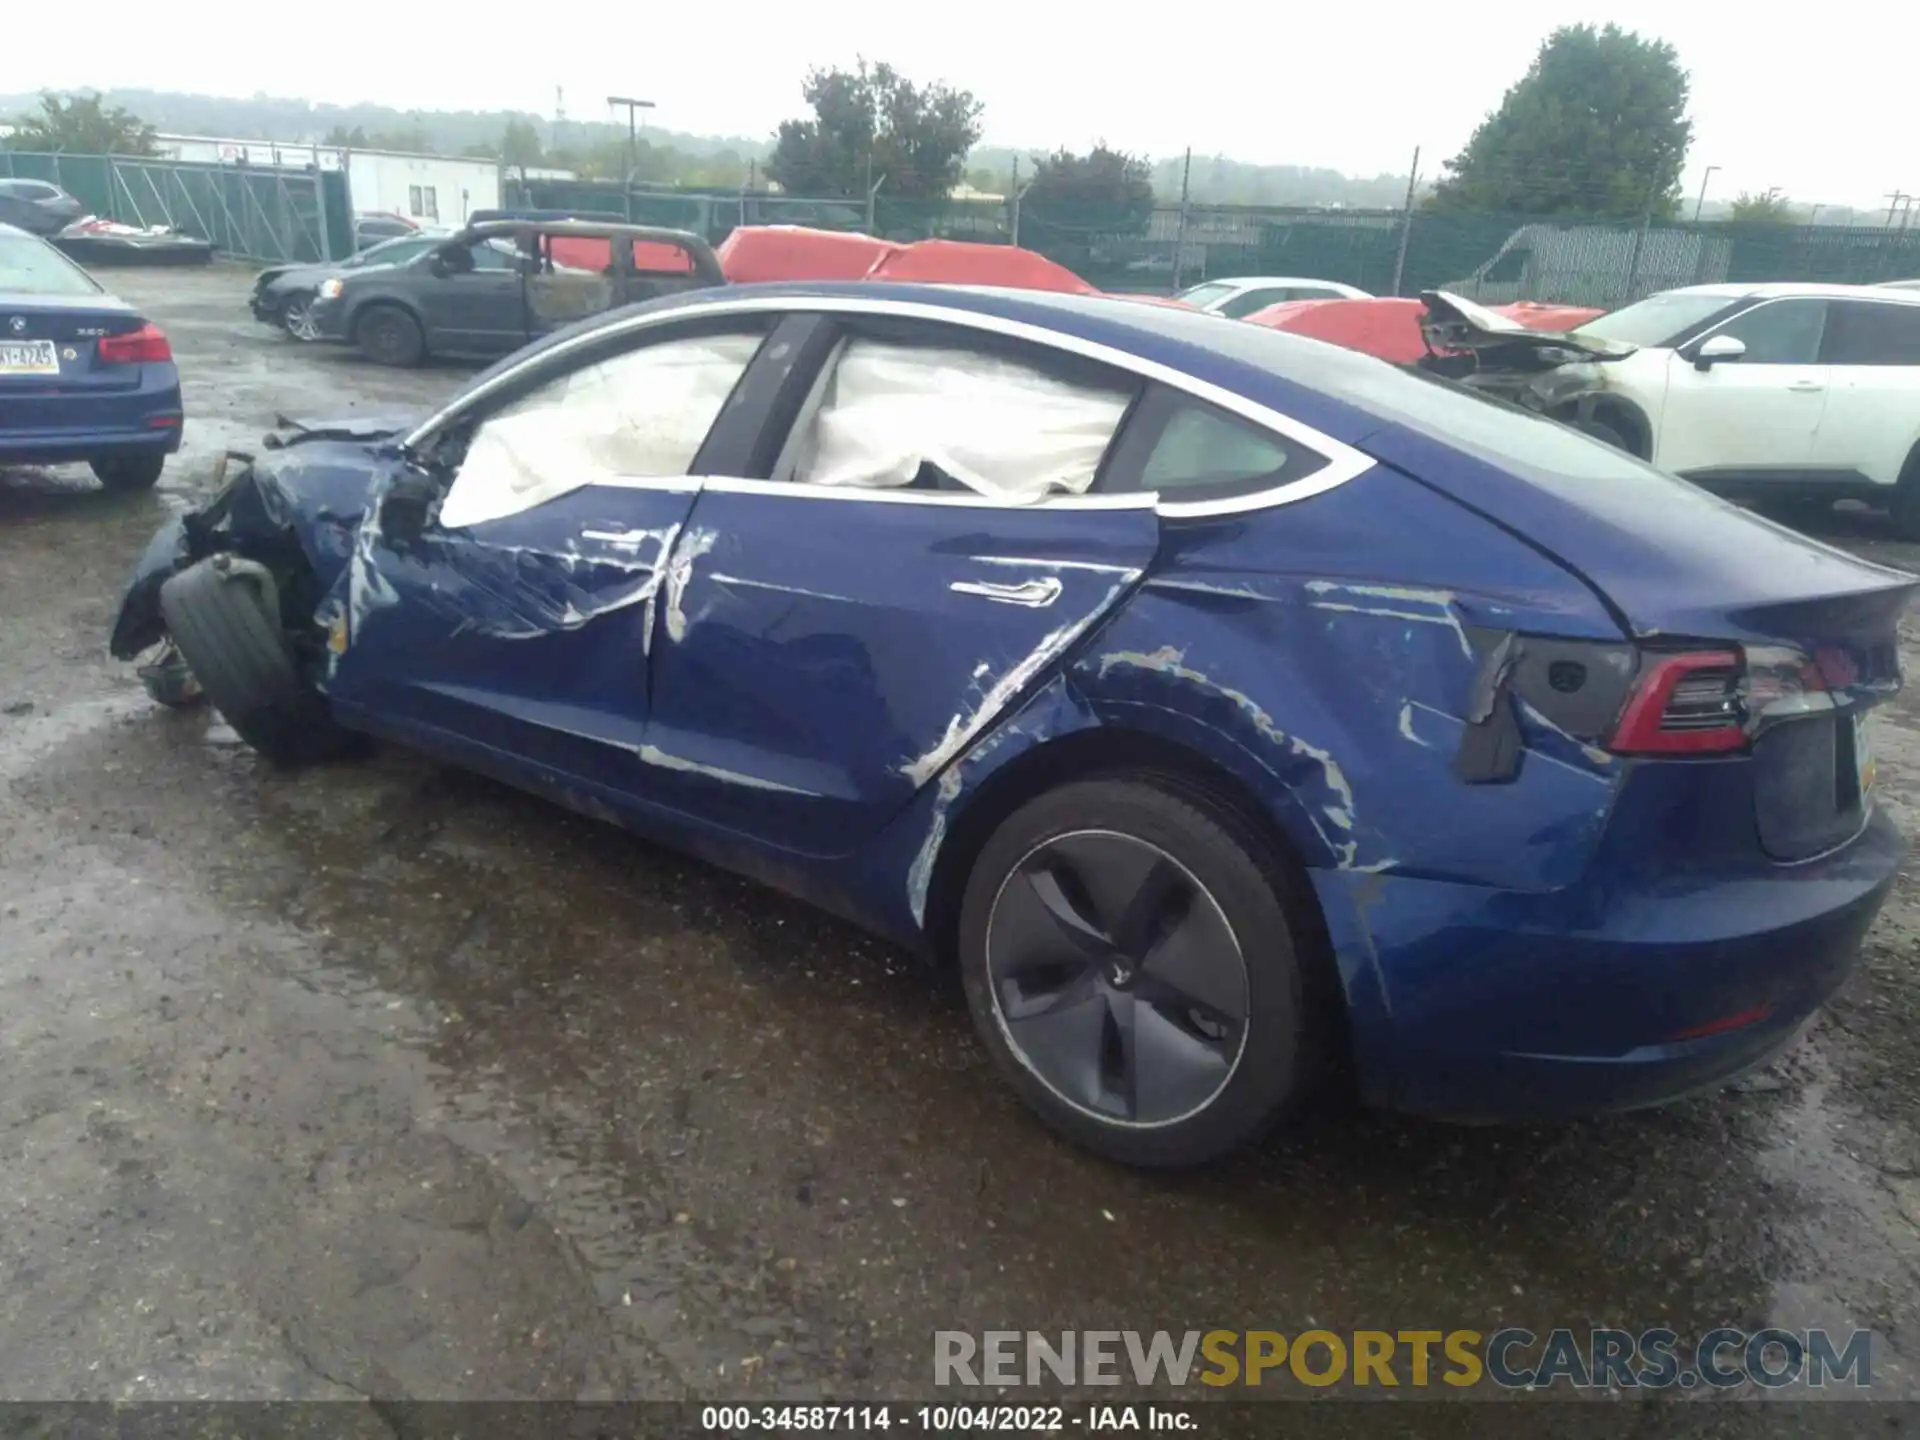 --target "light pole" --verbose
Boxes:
[607,95,655,219]
[1692,164,1719,222]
